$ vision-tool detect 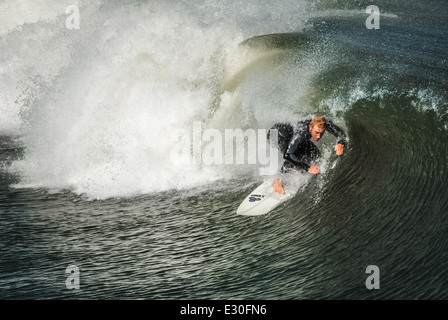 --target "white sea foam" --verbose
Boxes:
[2,0,318,198]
